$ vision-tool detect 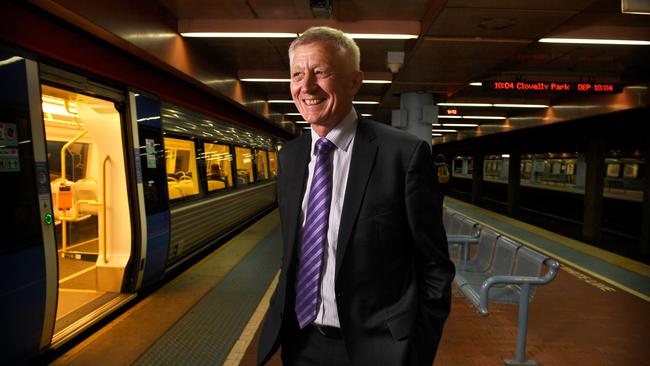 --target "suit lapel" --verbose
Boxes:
[283,134,311,267]
[335,119,378,280]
